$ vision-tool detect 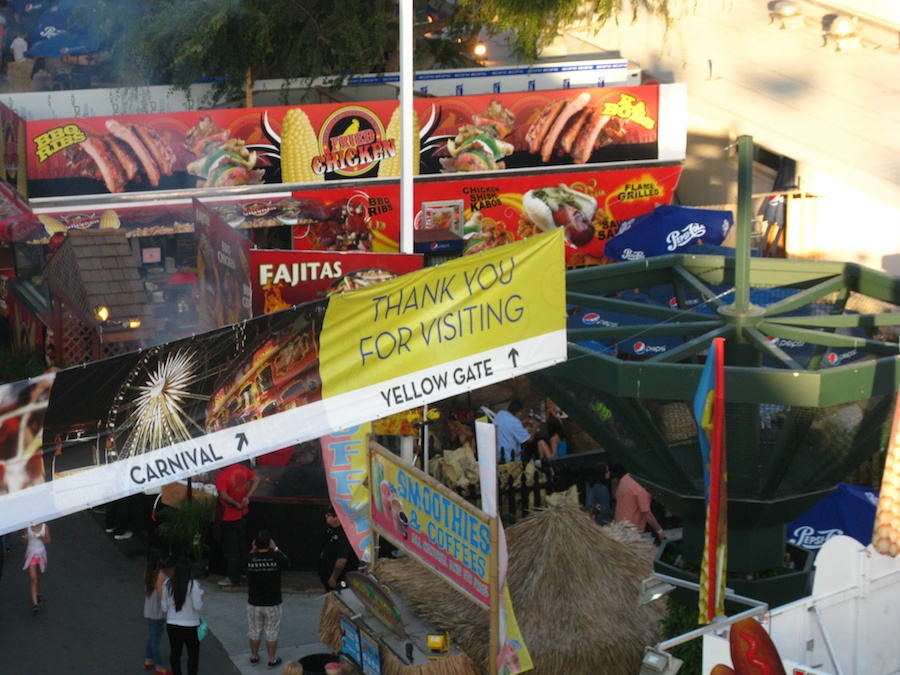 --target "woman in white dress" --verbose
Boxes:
[21,522,50,613]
